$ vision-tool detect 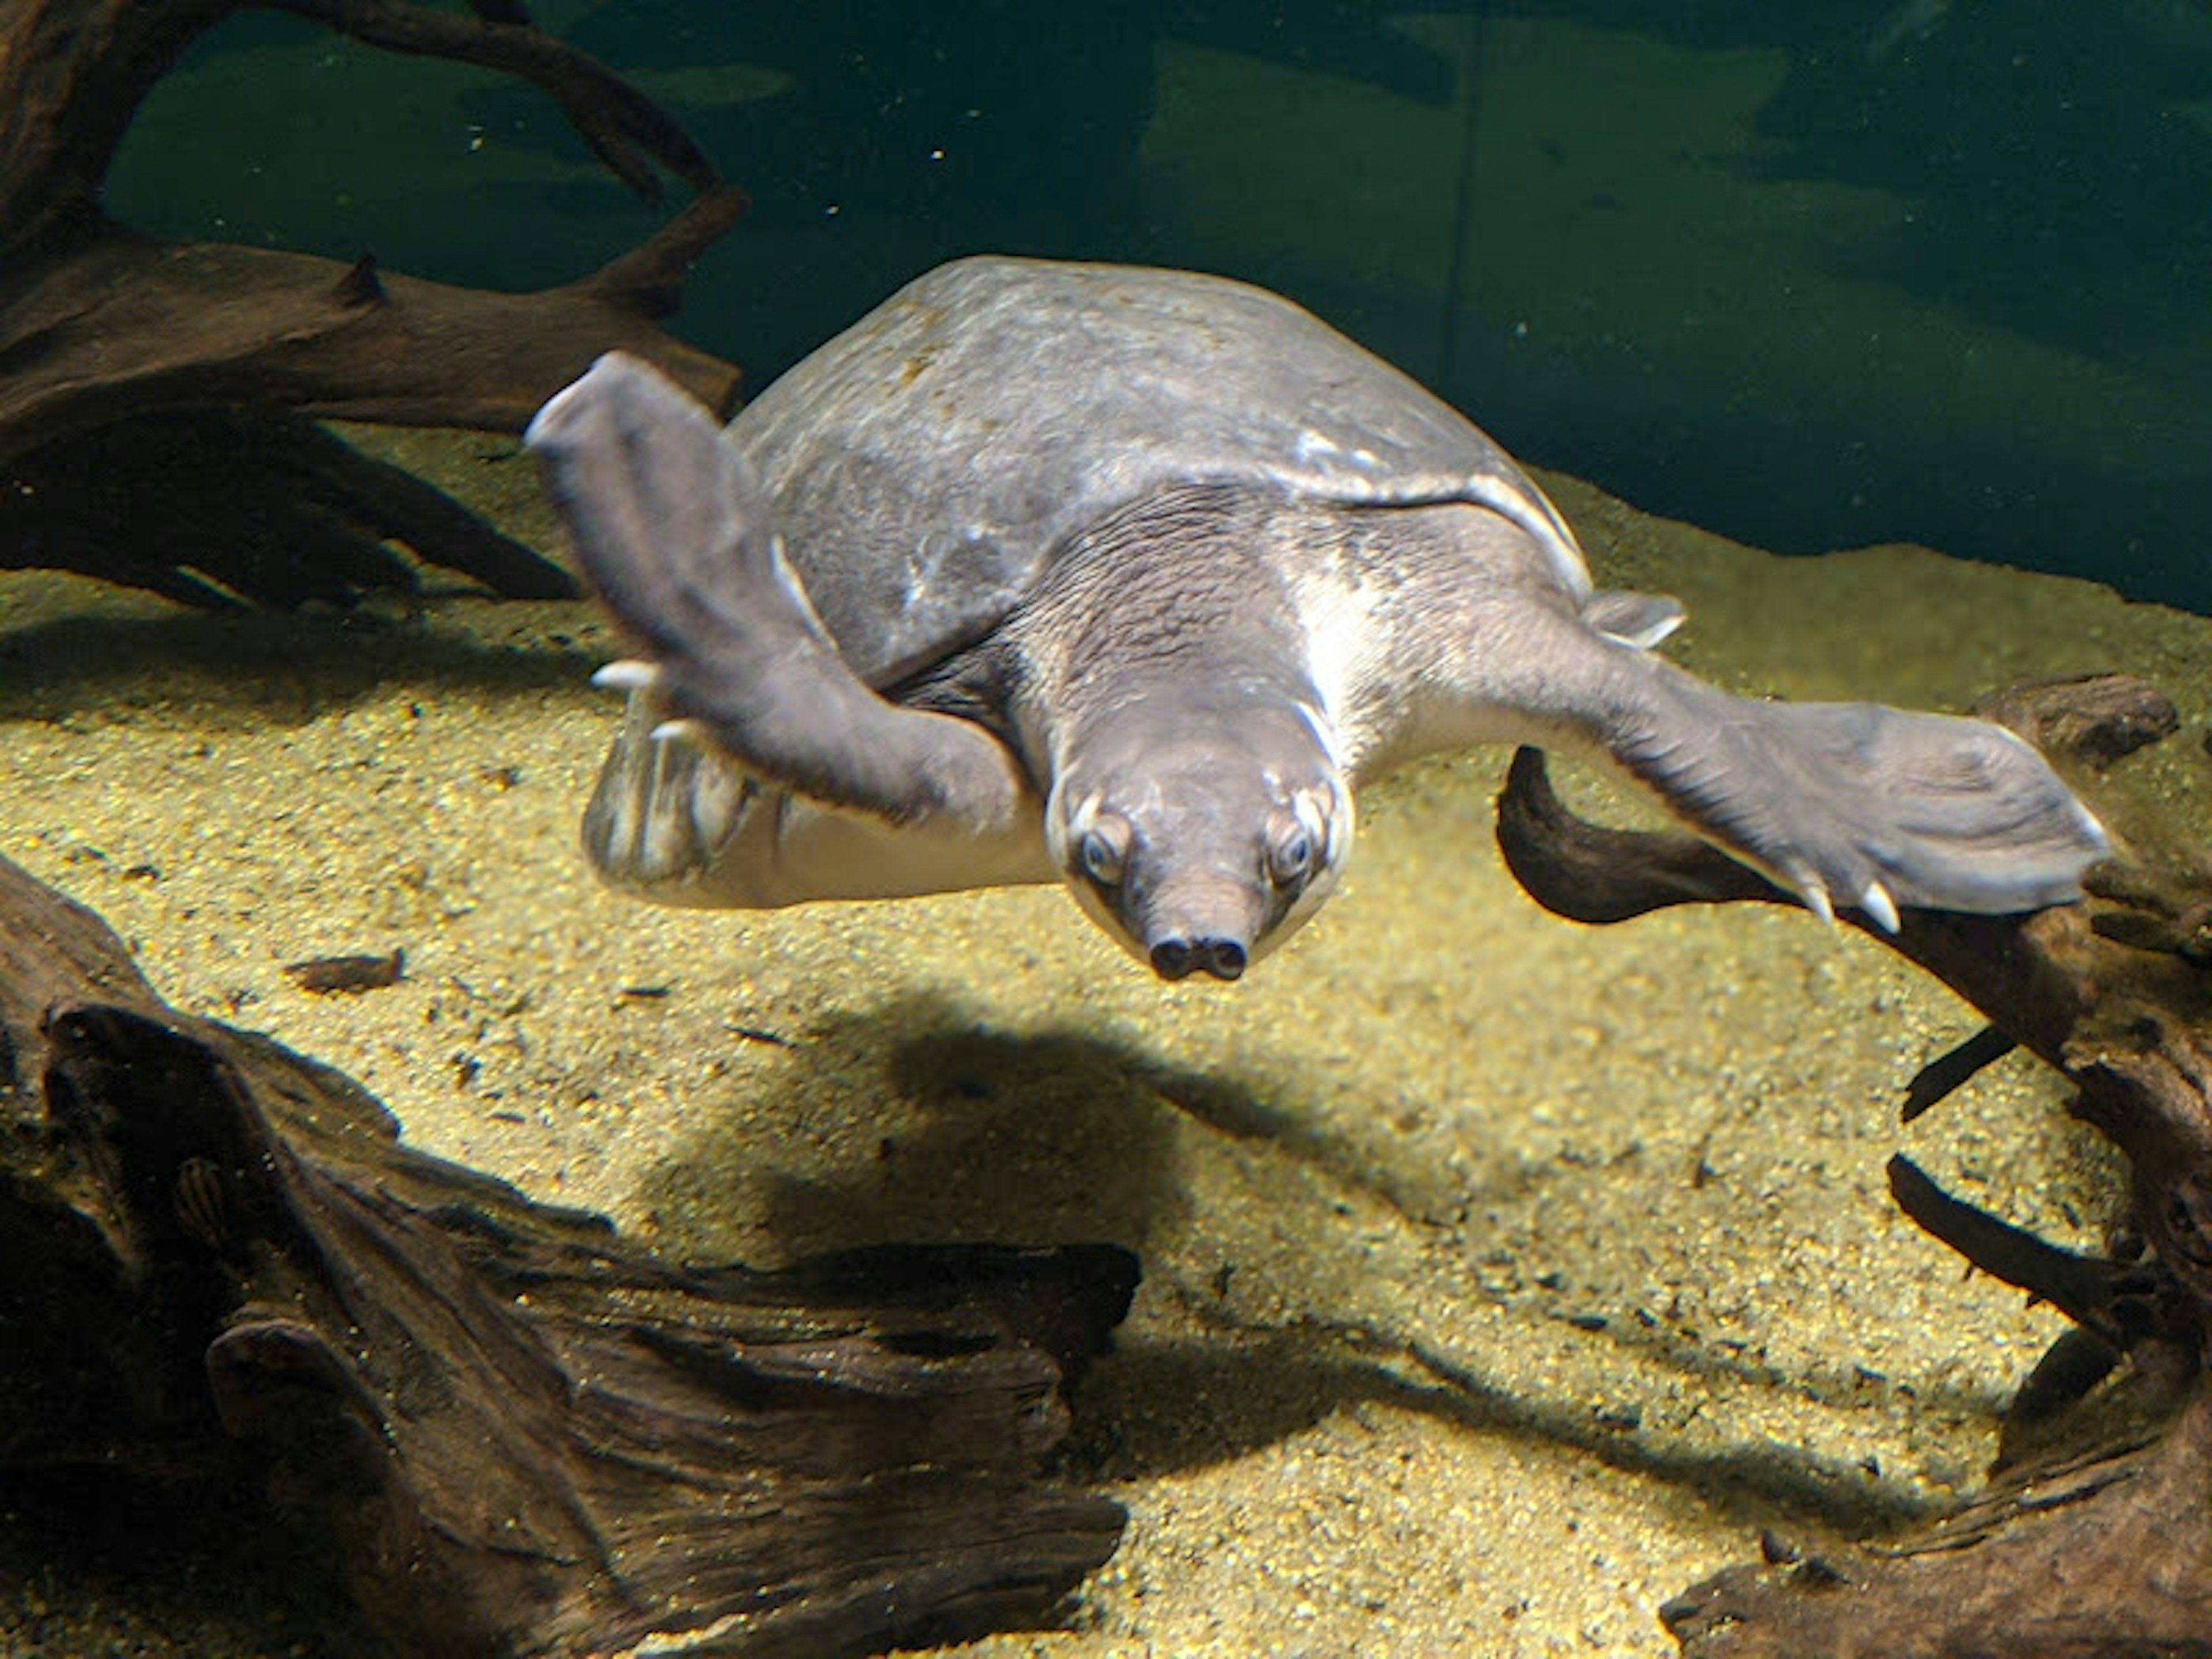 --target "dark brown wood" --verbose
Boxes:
[1494,685,2212,1658]
[1900,1025,2018,1123]
[0,407,585,606]
[1975,673,2183,771]
[282,948,406,993]
[0,852,1134,1656]
[0,0,748,605]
